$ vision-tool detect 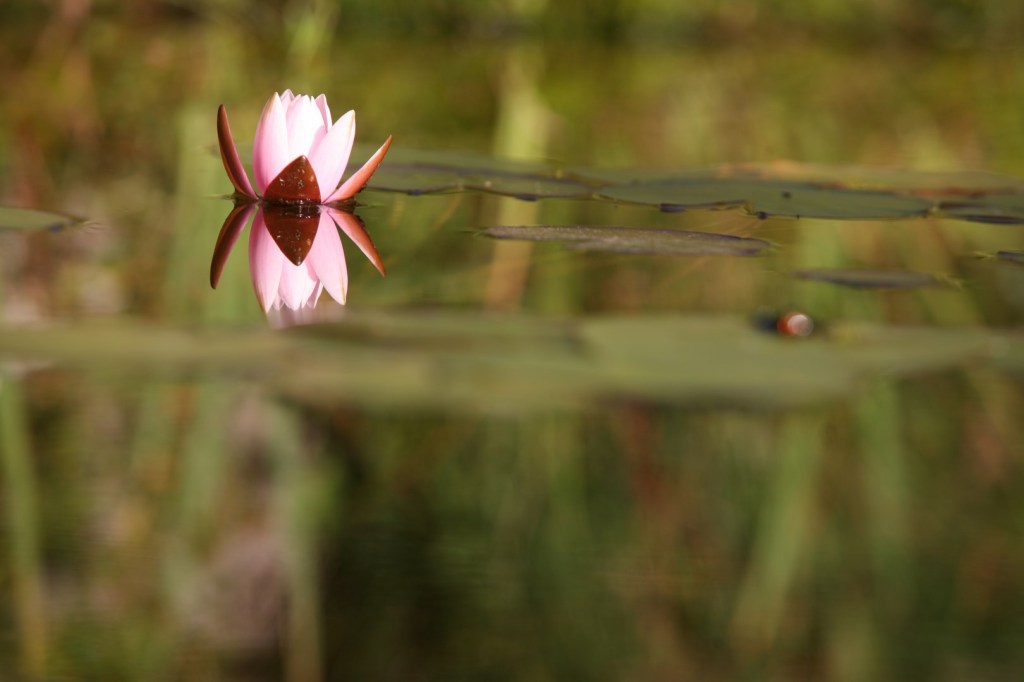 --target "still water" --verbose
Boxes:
[2,4,1024,681]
